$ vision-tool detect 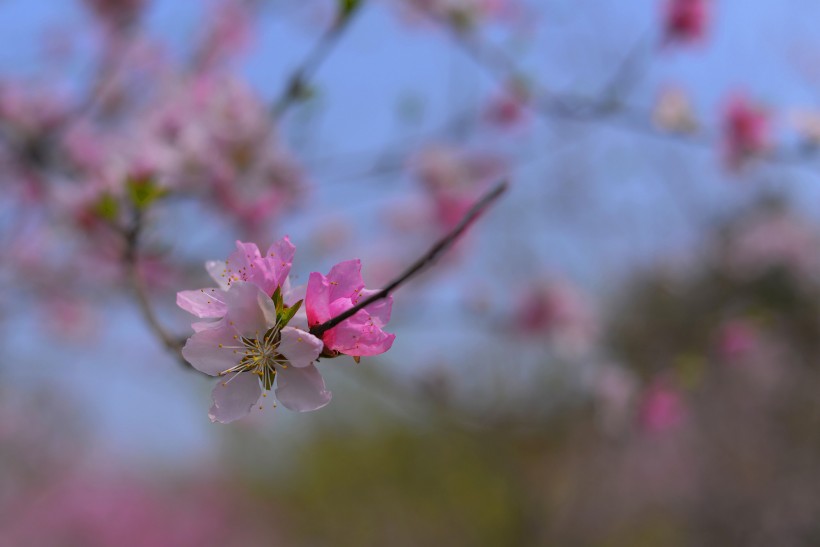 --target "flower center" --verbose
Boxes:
[218,327,289,390]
